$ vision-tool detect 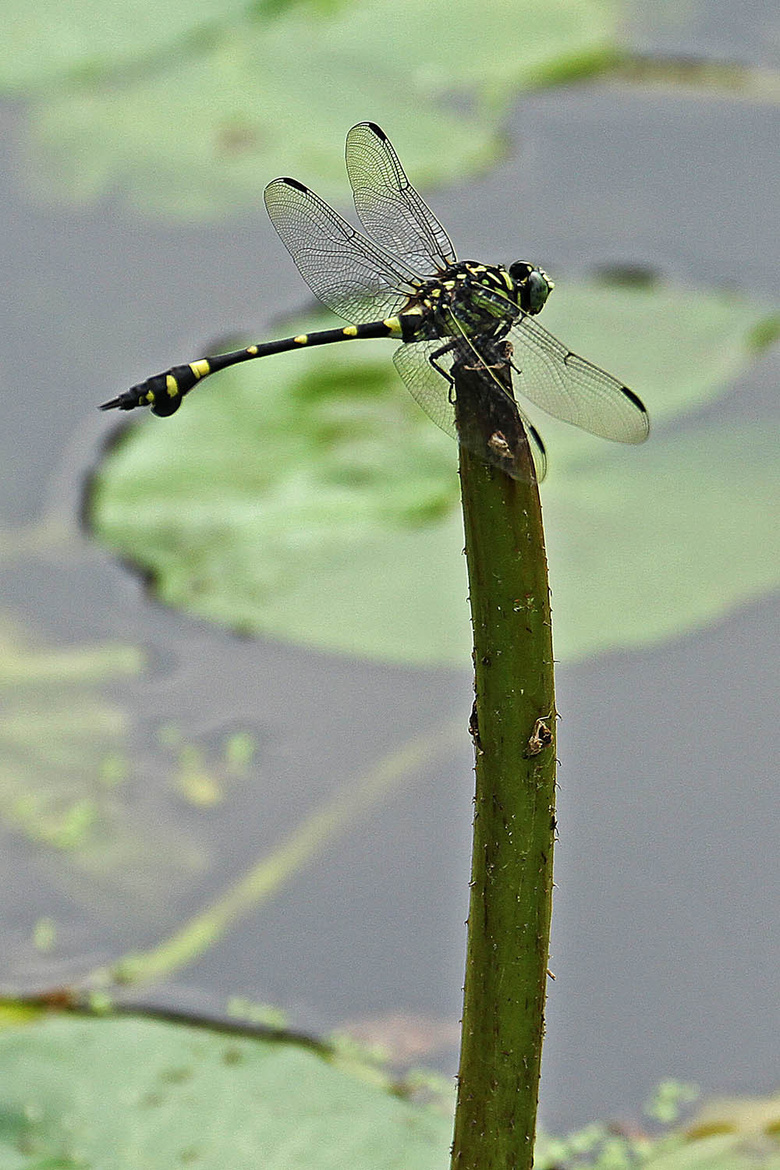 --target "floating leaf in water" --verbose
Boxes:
[19,0,620,218]
[0,1015,453,1168]
[90,281,779,665]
